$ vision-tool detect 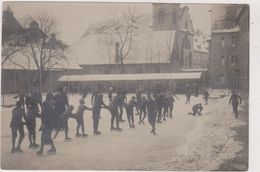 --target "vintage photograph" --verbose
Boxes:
[1,1,249,171]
